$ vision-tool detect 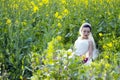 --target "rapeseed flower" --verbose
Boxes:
[20,76,23,80]
[104,55,109,59]
[34,6,38,13]
[55,12,59,18]
[24,6,28,11]
[42,0,49,4]
[56,36,62,41]
[99,33,103,37]
[61,0,66,4]
[47,42,54,54]
[105,63,110,68]
[39,2,43,6]
[57,22,62,28]
[13,4,18,9]
[31,1,35,6]
[6,19,11,24]
[107,42,112,47]
[62,9,69,15]
[107,0,110,3]
[103,45,107,49]
[57,15,62,19]
[84,0,88,7]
